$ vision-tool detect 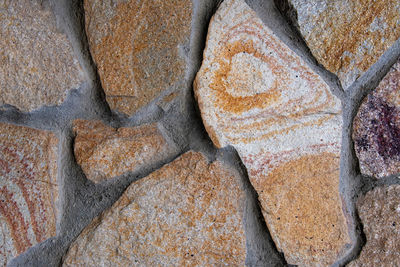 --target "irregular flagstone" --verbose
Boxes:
[0,123,59,266]
[282,0,400,89]
[353,59,400,178]
[348,185,400,267]
[73,120,178,183]
[0,0,85,112]
[84,0,193,116]
[194,0,351,265]
[63,151,247,266]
